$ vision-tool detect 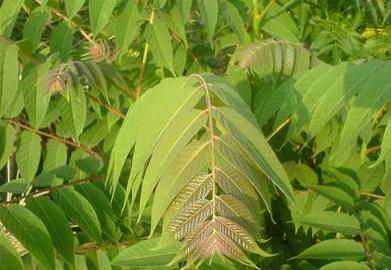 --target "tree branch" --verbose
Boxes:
[4,119,99,156]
